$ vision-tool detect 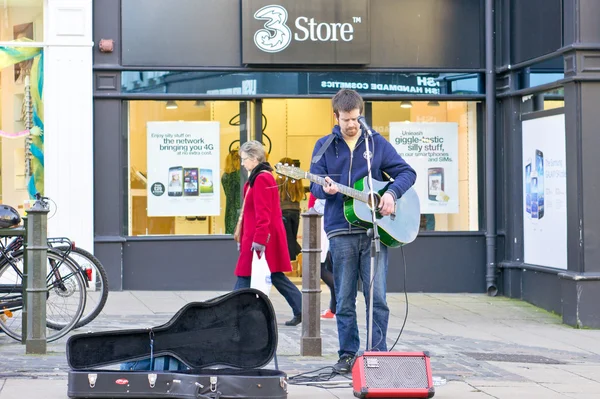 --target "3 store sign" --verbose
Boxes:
[253,5,360,53]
